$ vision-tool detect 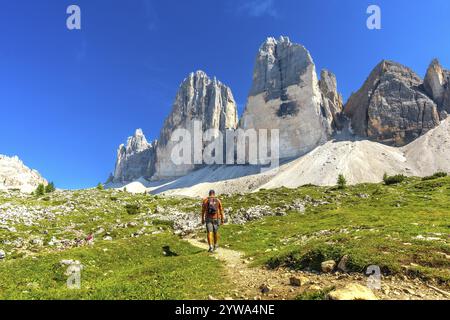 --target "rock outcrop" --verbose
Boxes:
[239,36,342,159]
[110,71,239,182]
[0,155,47,193]
[153,70,238,179]
[423,59,450,118]
[111,129,156,183]
[319,69,344,131]
[344,60,441,146]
